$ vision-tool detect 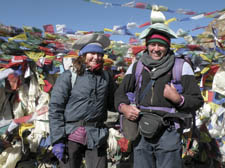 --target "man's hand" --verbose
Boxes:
[120,104,140,121]
[164,83,182,104]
